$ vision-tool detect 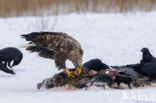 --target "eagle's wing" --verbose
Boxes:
[21,32,81,59]
[21,32,61,59]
